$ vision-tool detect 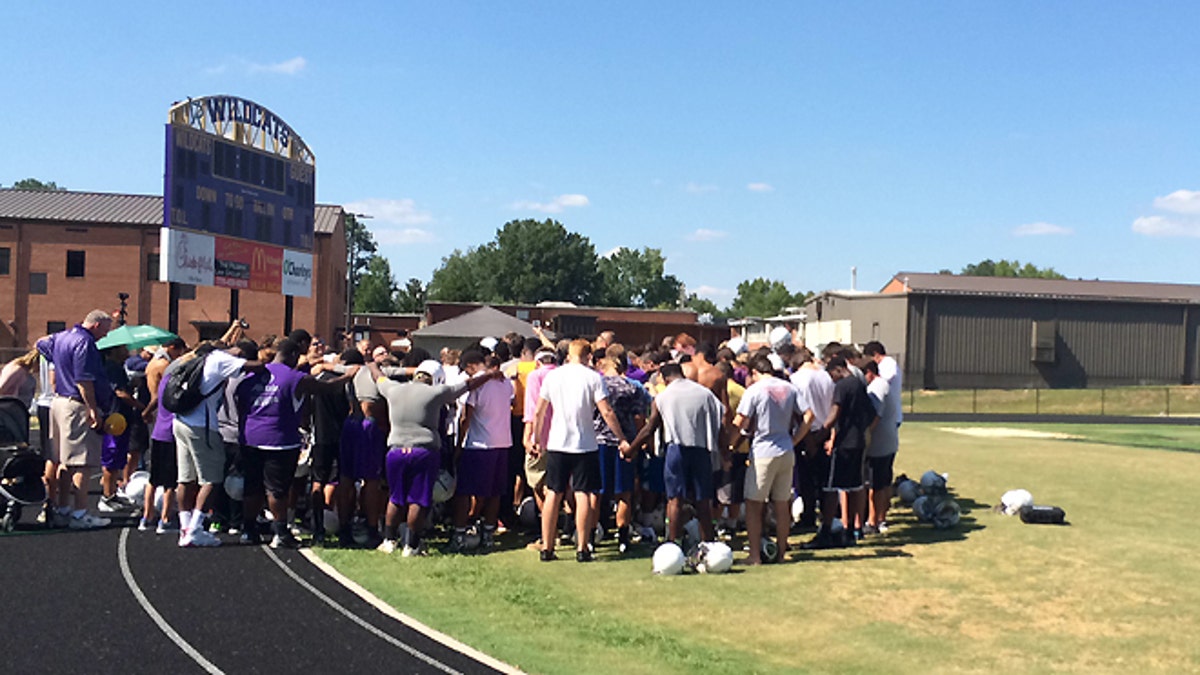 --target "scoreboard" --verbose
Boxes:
[161,96,315,297]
